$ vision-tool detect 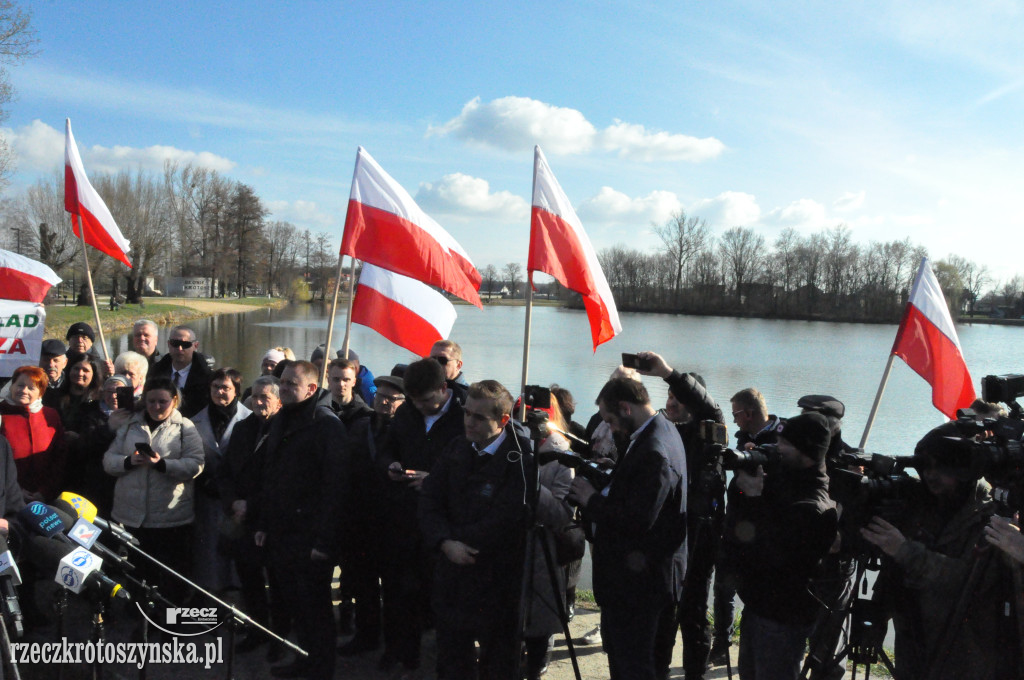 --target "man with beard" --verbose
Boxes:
[568,377,688,680]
